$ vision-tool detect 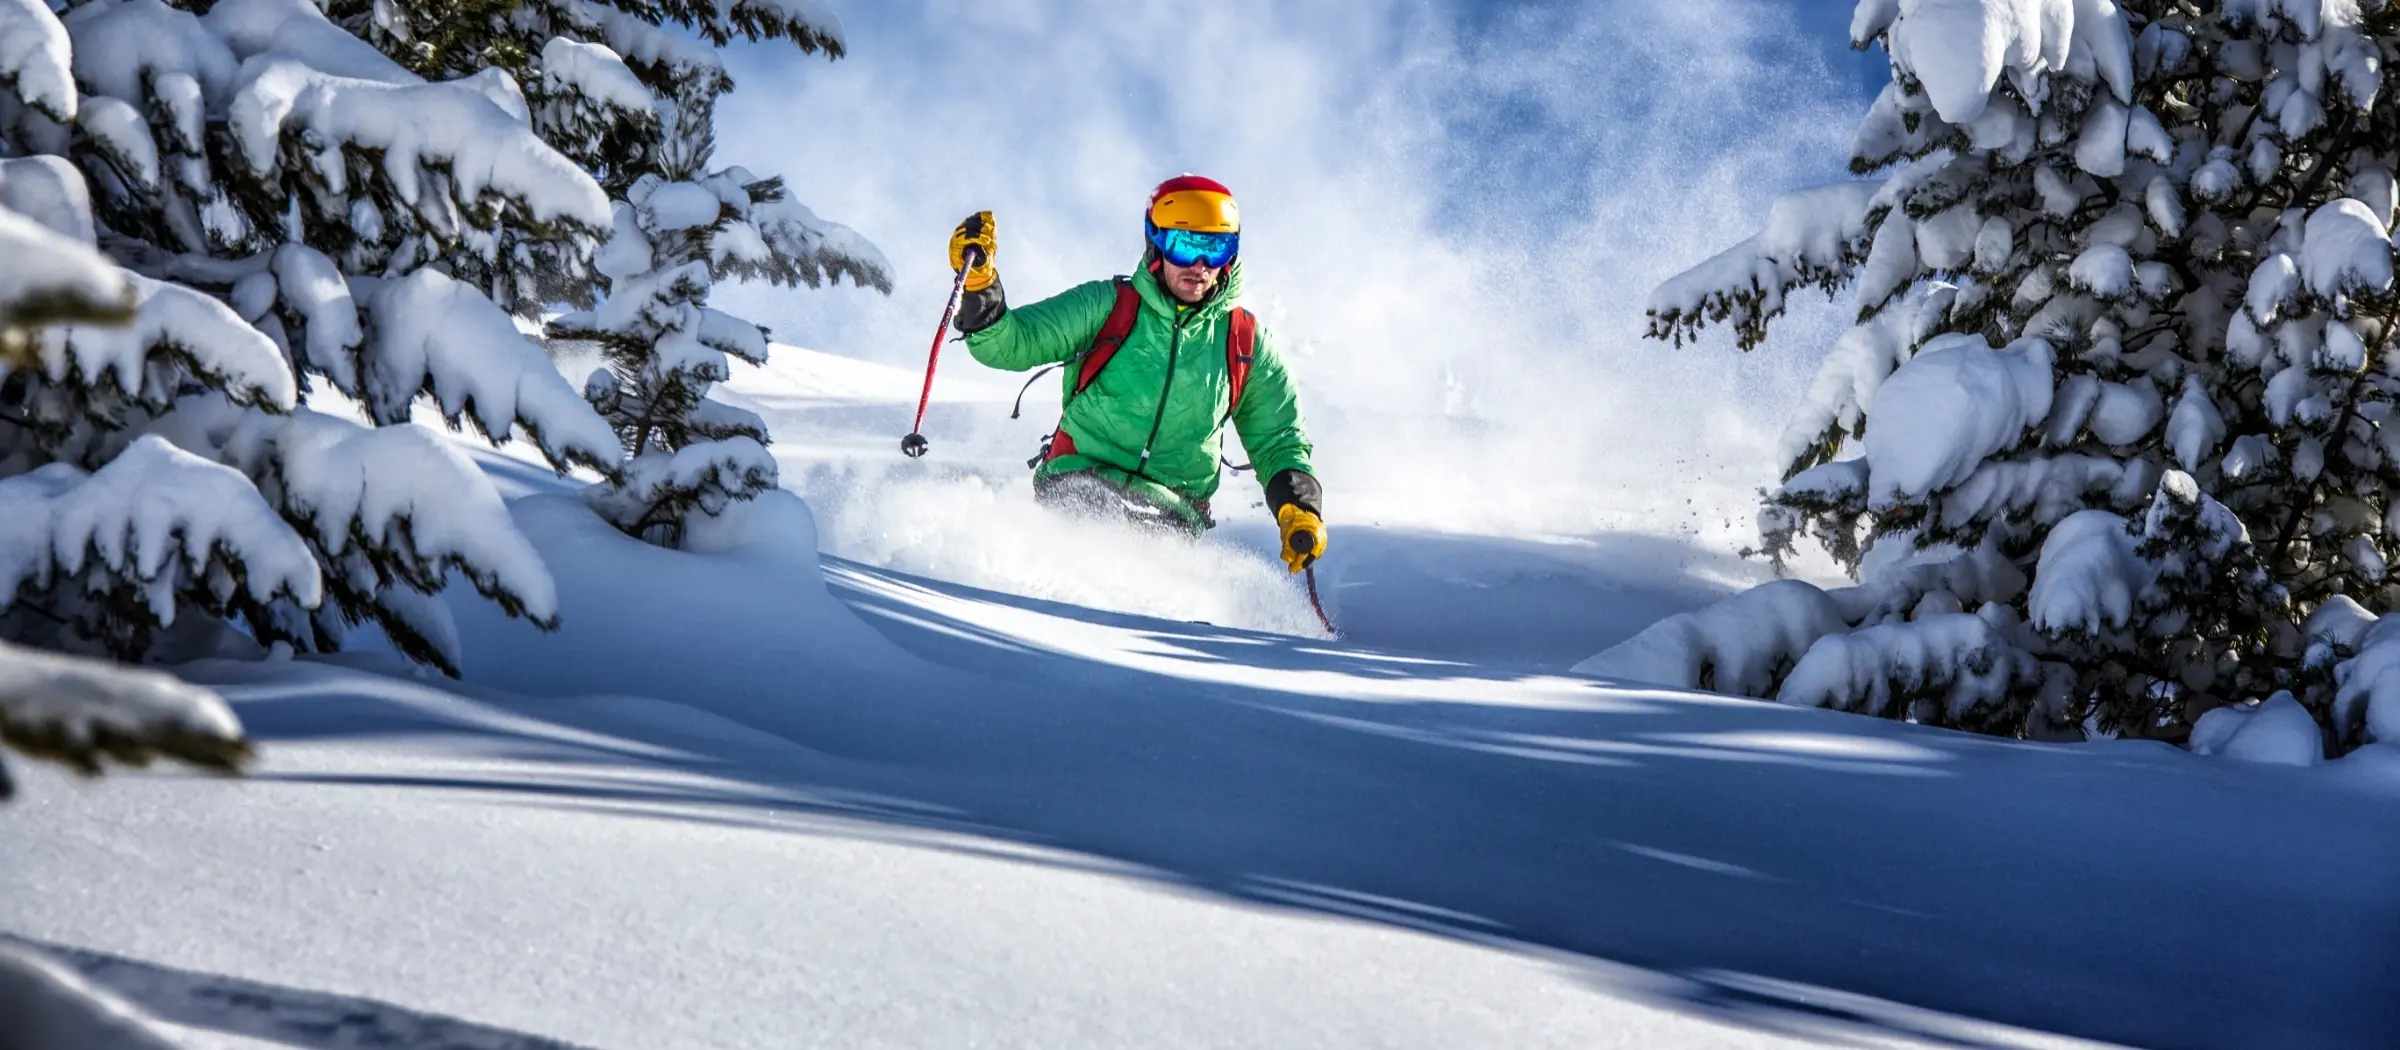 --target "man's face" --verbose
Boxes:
[1161,258,1221,304]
